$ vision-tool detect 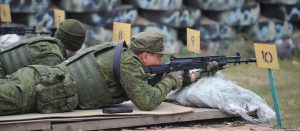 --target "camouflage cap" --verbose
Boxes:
[130,31,165,54]
[54,19,86,51]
